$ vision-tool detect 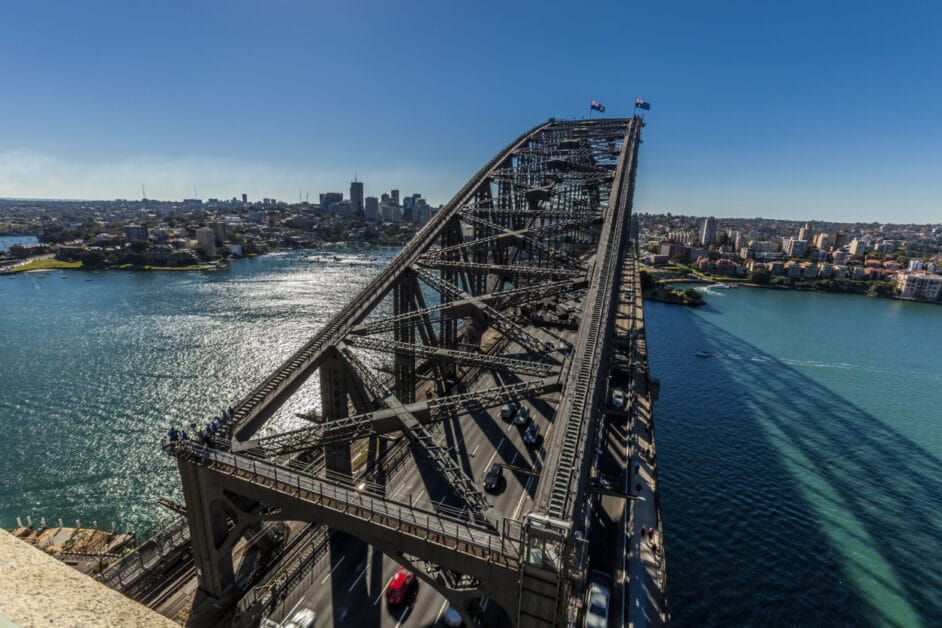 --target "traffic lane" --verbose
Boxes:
[289,532,451,627]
